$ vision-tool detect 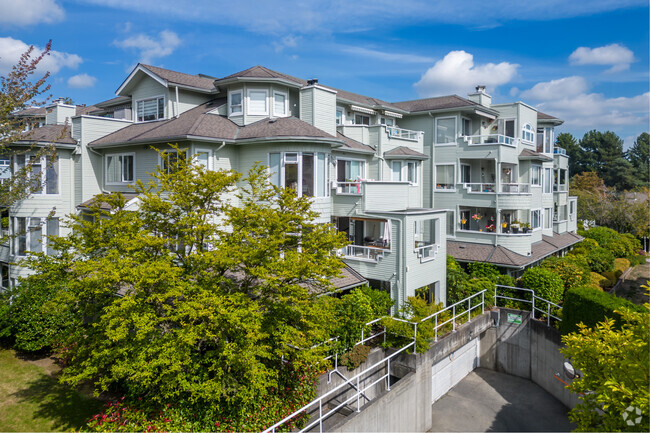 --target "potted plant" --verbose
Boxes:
[521,222,531,233]
[511,219,521,234]
[486,224,496,232]
[501,221,509,233]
